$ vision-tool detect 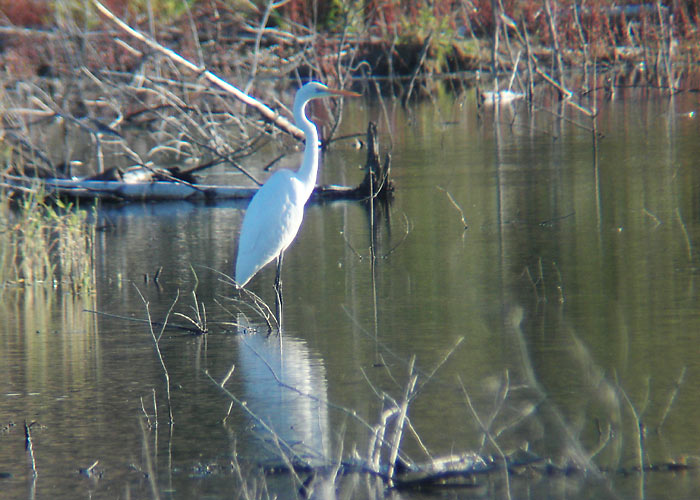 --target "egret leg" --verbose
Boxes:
[275,252,283,291]
[274,253,284,329]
